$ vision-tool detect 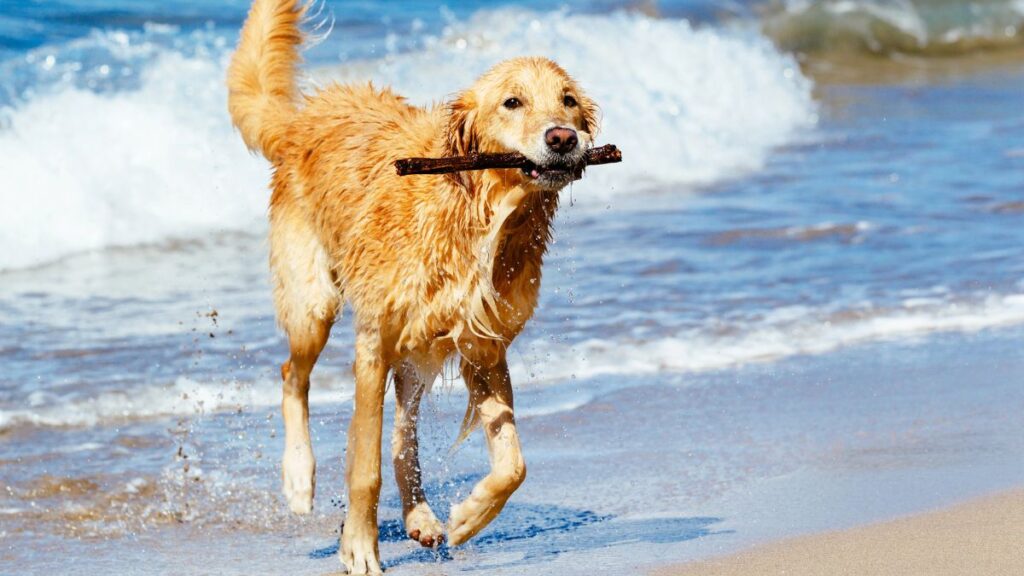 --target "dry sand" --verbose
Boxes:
[660,489,1024,576]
